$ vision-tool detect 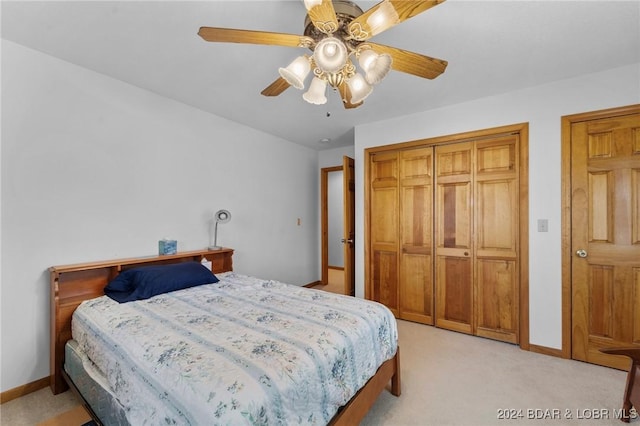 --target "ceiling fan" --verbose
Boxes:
[198,0,448,109]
